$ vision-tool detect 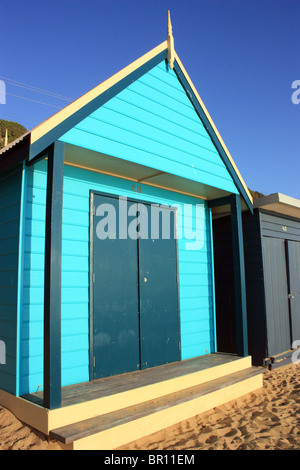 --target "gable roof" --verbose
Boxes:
[29,42,168,160]
[0,36,253,210]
